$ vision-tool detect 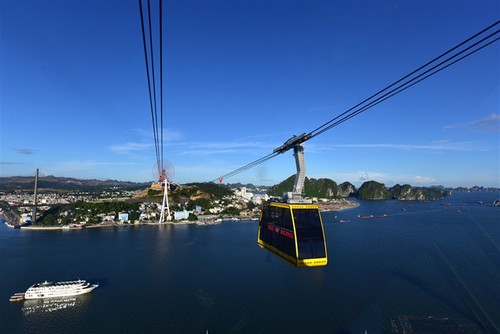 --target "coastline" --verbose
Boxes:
[318,199,359,212]
[6,219,229,230]
[4,200,360,231]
